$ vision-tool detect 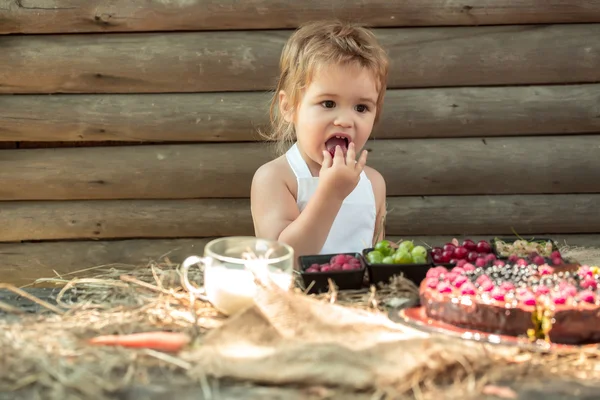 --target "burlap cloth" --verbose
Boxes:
[179,278,517,395]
